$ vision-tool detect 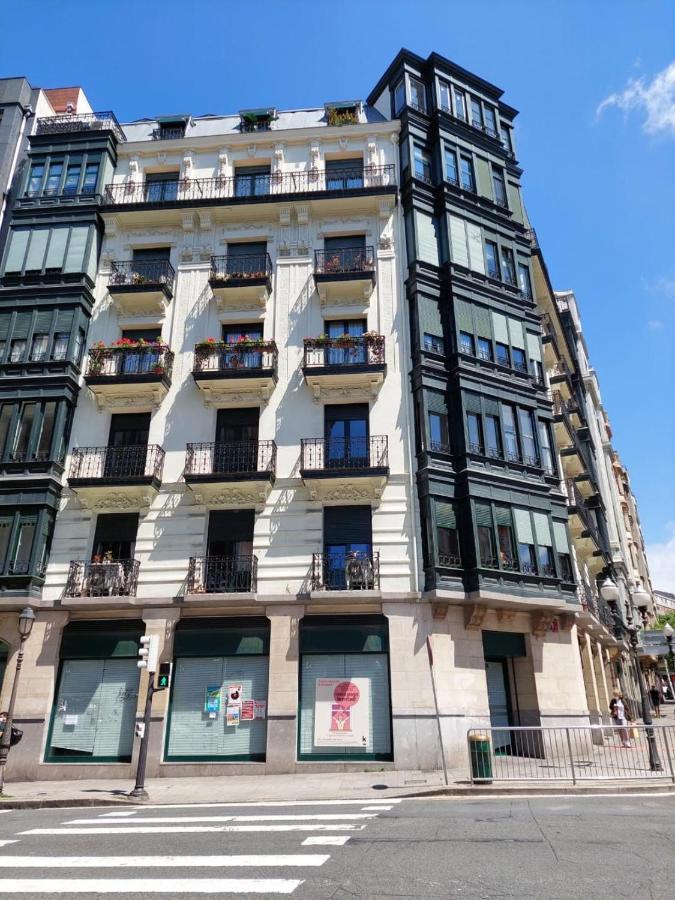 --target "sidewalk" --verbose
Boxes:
[1,766,674,809]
